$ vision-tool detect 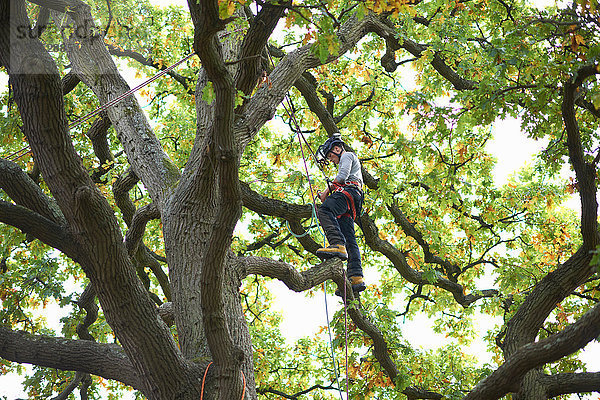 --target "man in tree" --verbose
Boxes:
[316,133,366,295]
